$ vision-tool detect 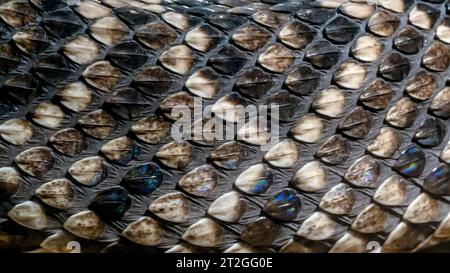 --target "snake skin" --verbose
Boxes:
[0,0,449,253]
